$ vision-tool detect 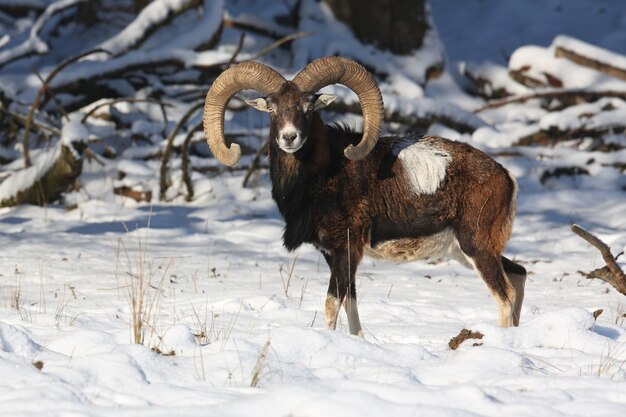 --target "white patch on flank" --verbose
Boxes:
[393,138,452,195]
